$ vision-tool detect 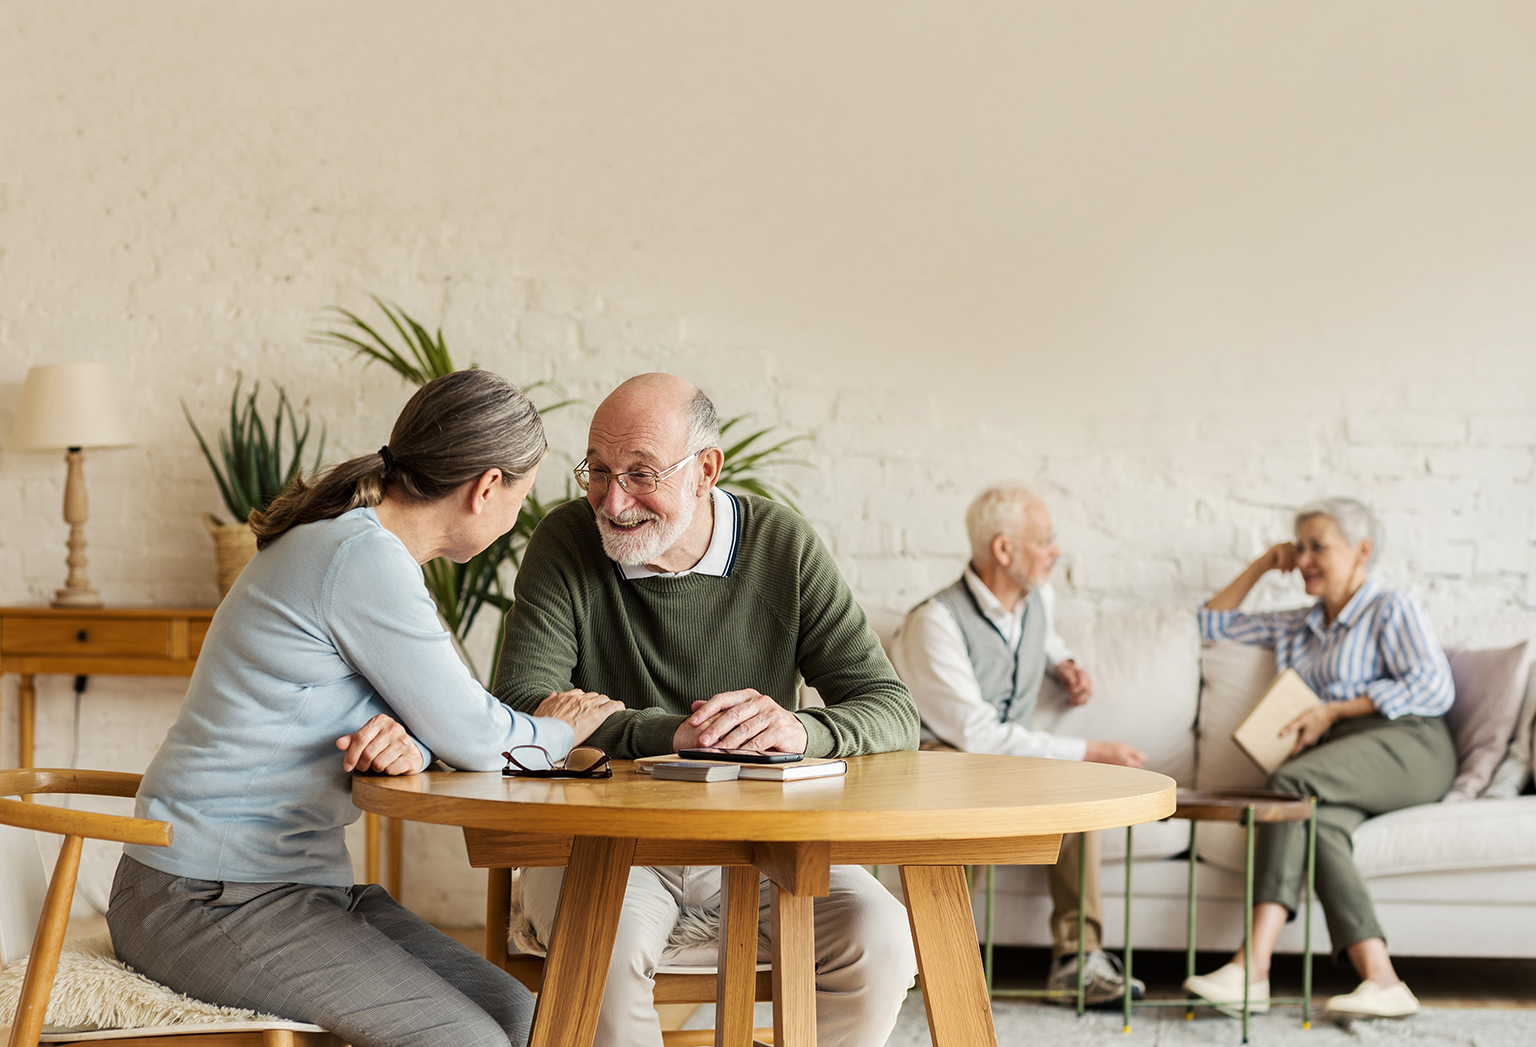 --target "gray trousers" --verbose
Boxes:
[107,855,535,1047]
[521,864,916,1047]
[1257,714,1456,956]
